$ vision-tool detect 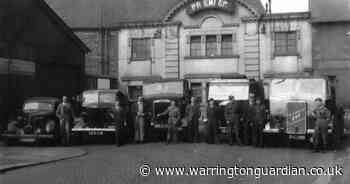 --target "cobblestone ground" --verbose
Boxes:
[1,141,350,184]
